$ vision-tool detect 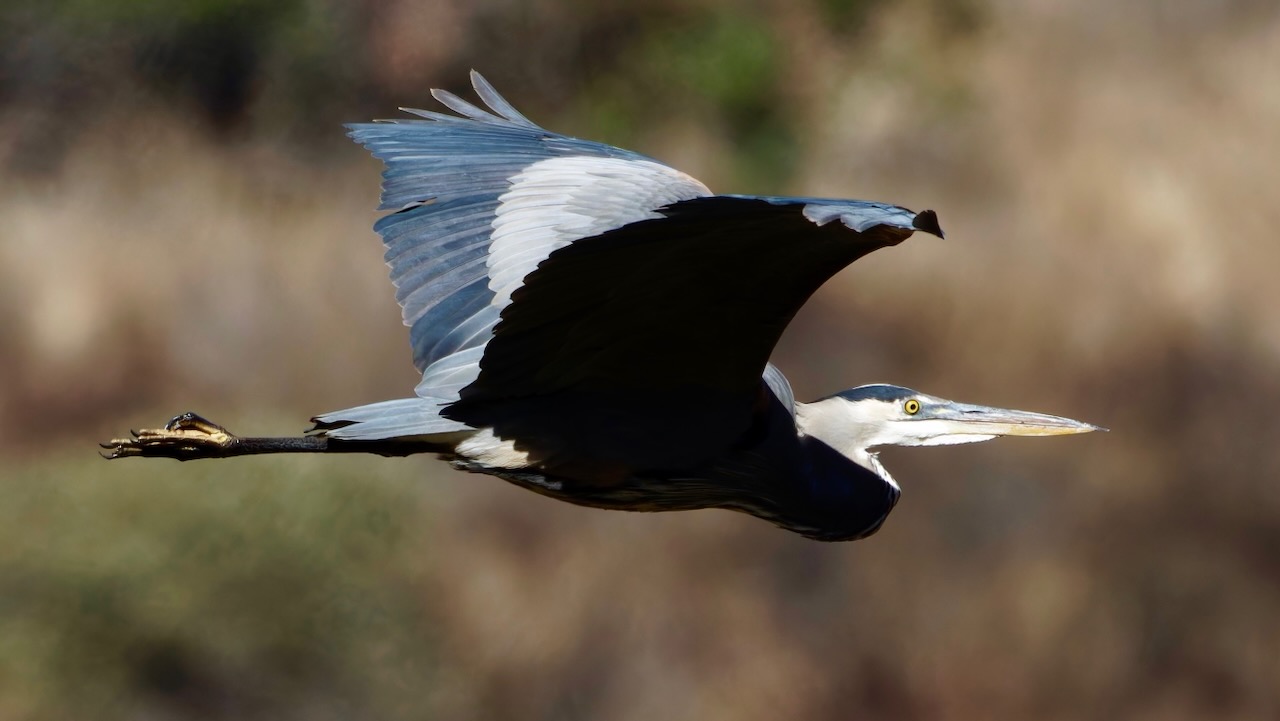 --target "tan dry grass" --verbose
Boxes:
[0,111,418,446]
